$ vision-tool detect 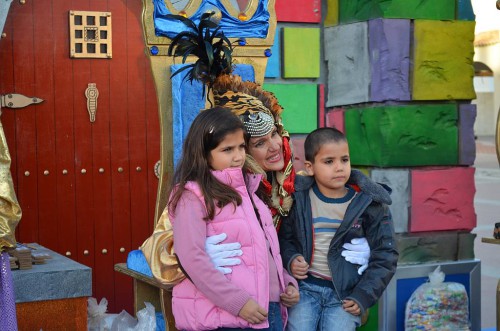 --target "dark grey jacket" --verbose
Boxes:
[278,170,398,314]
